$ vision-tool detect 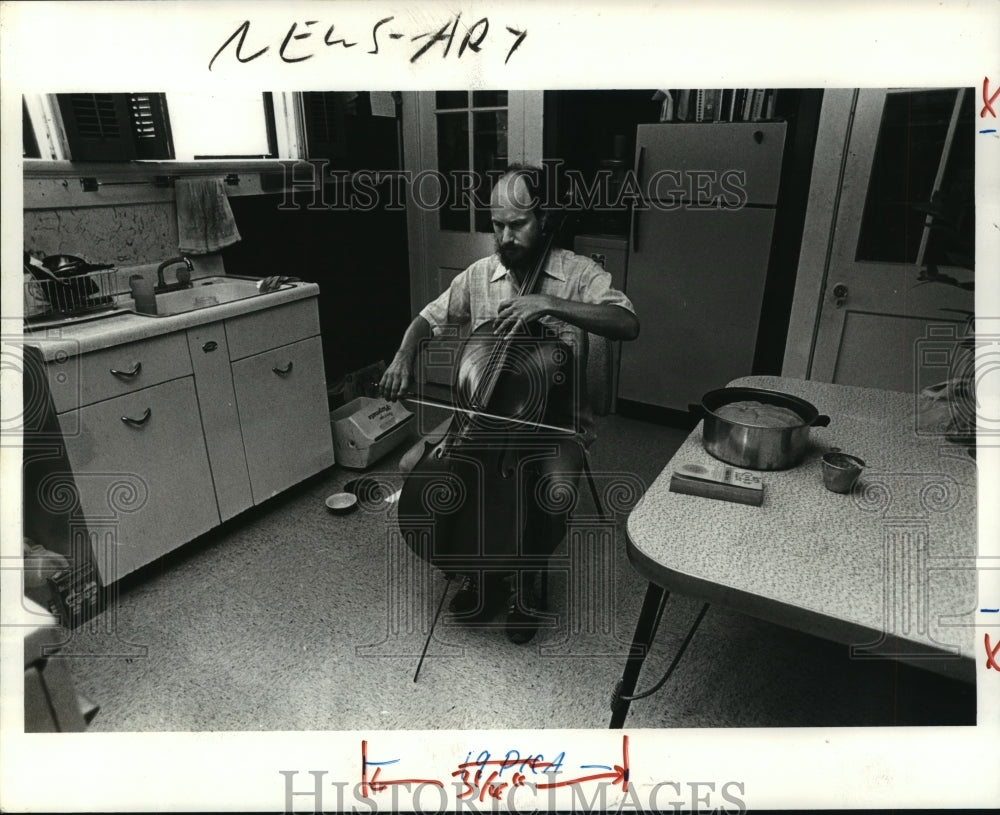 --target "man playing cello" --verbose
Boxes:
[380,164,639,644]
